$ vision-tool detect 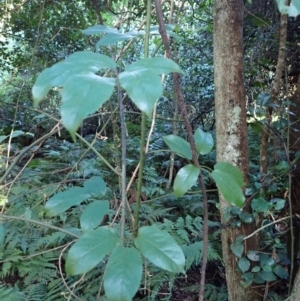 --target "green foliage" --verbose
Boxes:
[211,162,246,208]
